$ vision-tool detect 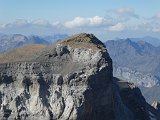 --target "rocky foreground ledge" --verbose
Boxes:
[0,33,159,120]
